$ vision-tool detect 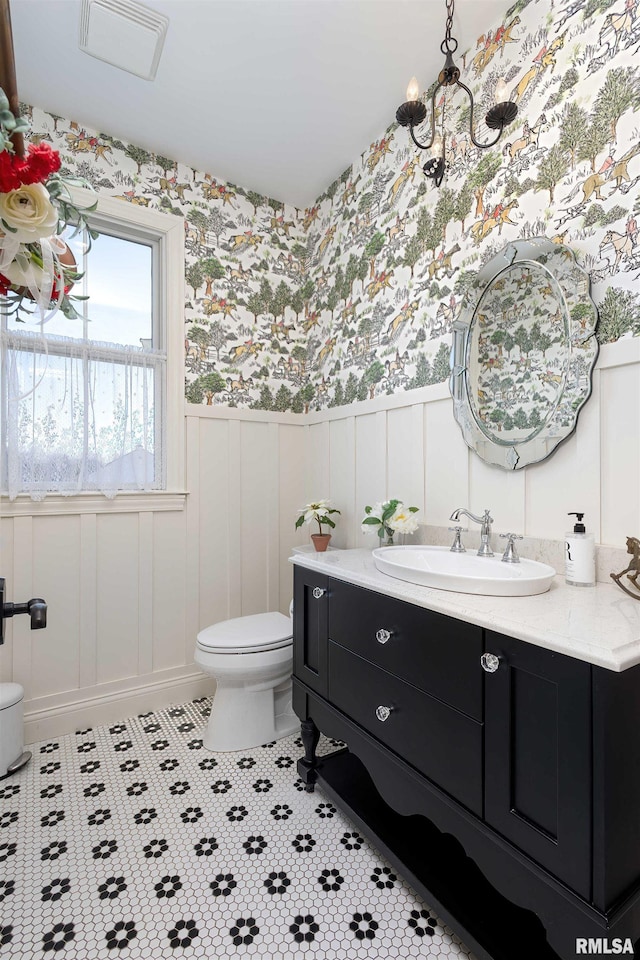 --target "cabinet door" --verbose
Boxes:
[292,567,328,697]
[484,630,592,898]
